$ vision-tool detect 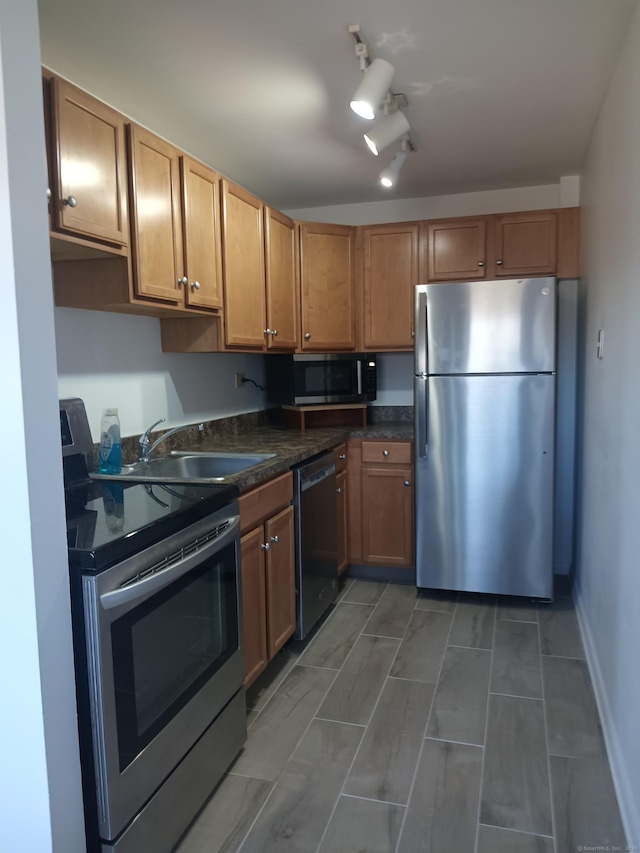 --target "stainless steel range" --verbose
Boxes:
[61,399,246,853]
